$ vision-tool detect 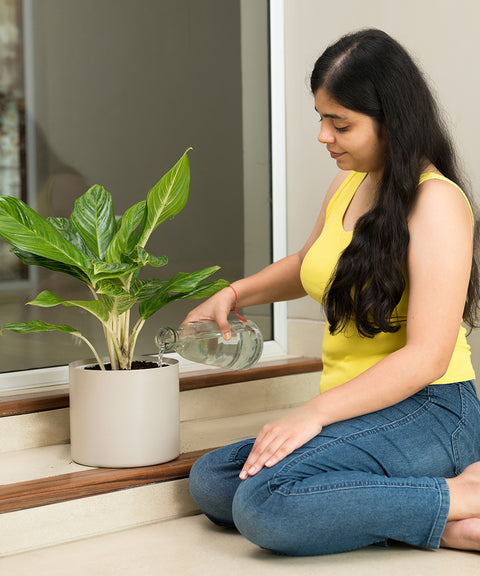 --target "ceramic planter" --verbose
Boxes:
[69,357,179,468]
